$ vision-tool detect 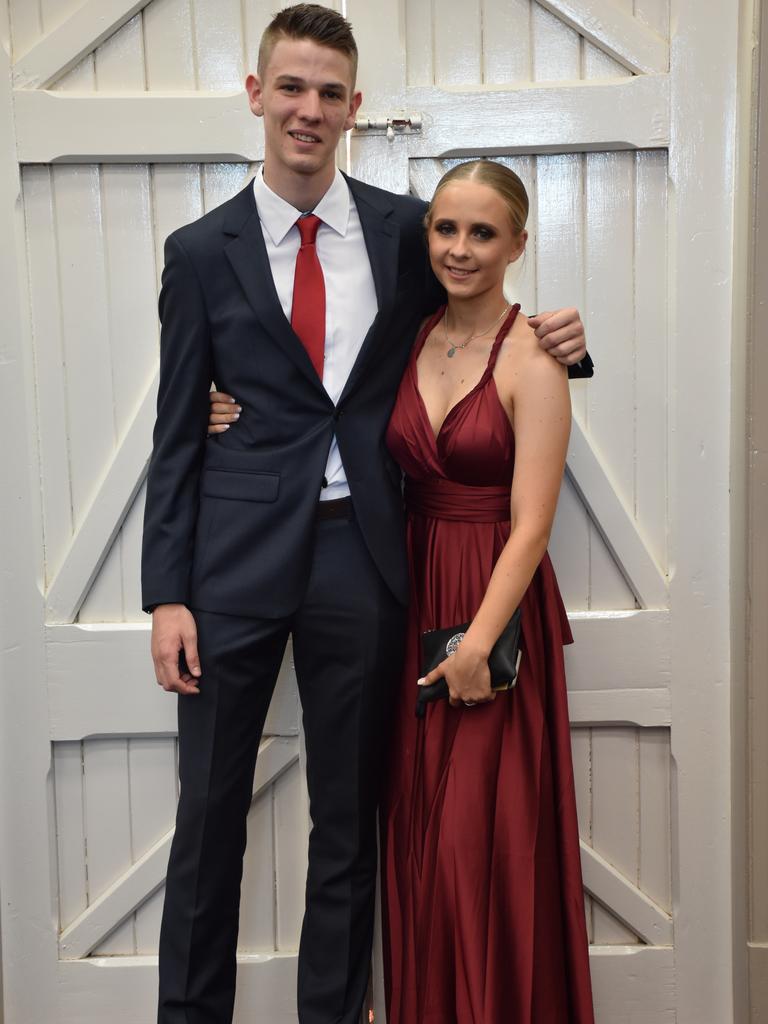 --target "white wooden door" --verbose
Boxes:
[0,1,744,1023]
[2,2,315,1022]
[348,0,744,1021]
